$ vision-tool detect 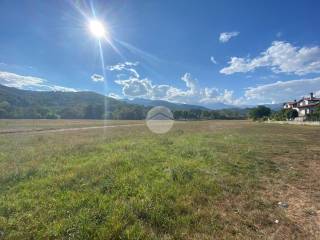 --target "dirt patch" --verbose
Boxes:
[262,156,320,239]
[277,184,319,239]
